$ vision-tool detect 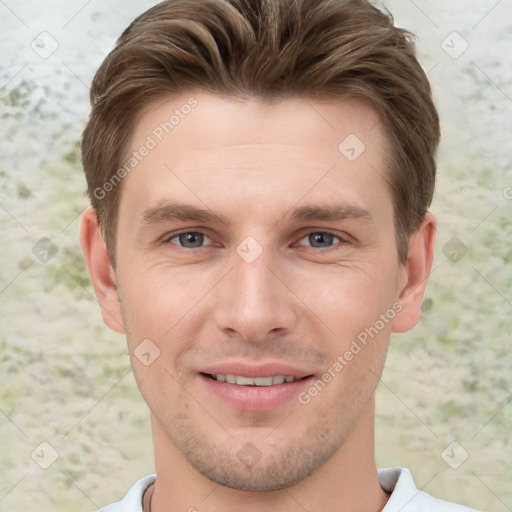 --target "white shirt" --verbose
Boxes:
[97,468,479,512]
